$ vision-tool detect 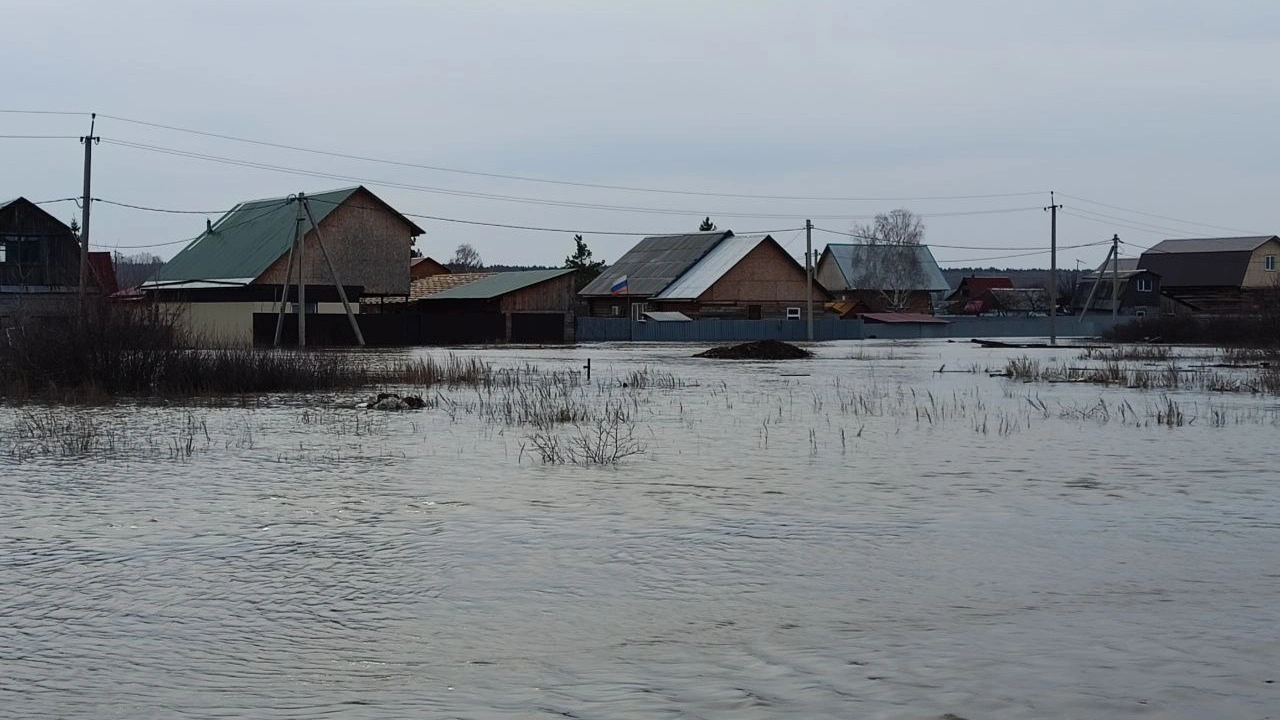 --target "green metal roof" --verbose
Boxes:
[422,268,573,300]
[152,186,423,283]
